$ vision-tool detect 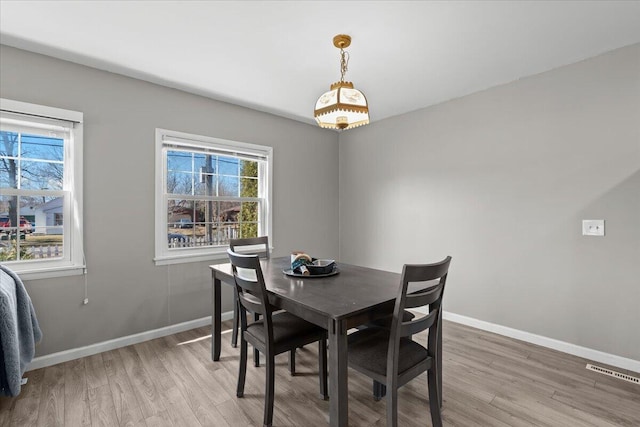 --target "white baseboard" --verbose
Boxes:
[440,310,640,374]
[28,310,234,371]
